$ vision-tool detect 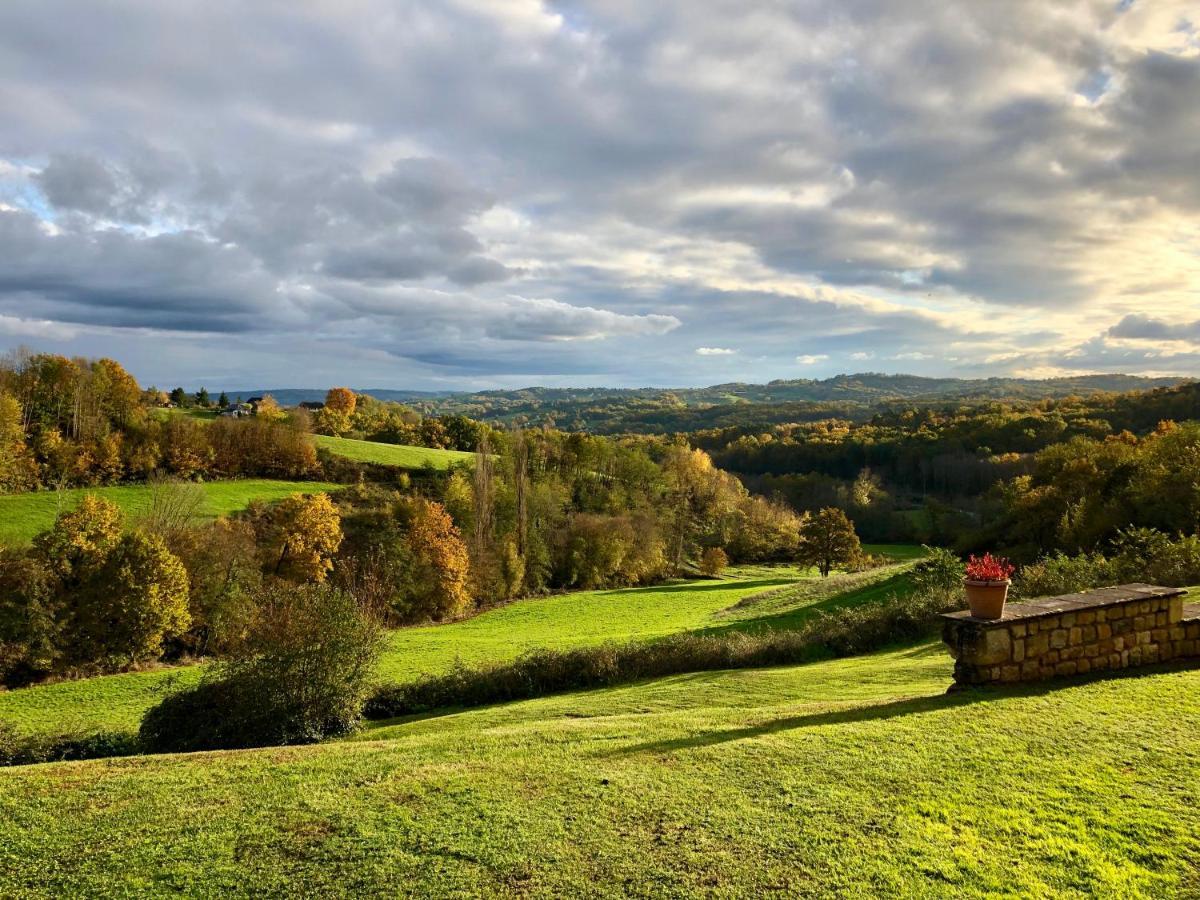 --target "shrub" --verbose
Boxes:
[699,546,729,577]
[908,547,965,596]
[0,722,140,767]
[1015,552,1116,598]
[140,583,381,752]
[365,580,962,719]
